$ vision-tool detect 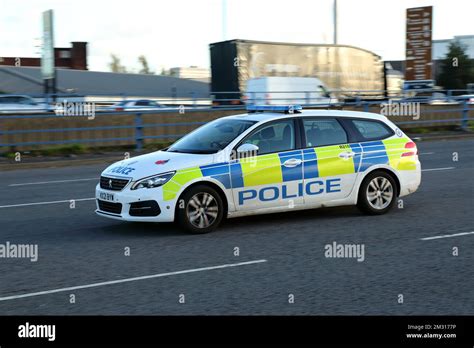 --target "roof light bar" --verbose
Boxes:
[246,105,303,113]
